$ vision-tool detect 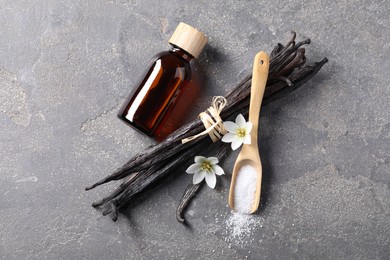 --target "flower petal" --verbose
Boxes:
[236,114,246,127]
[223,121,239,133]
[245,122,253,134]
[213,165,225,176]
[222,133,237,143]
[207,157,219,165]
[205,172,216,188]
[193,171,206,184]
[194,156,206,163]
[231,138,243,150]
[243,134,251,144]
[186,163,201,174]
